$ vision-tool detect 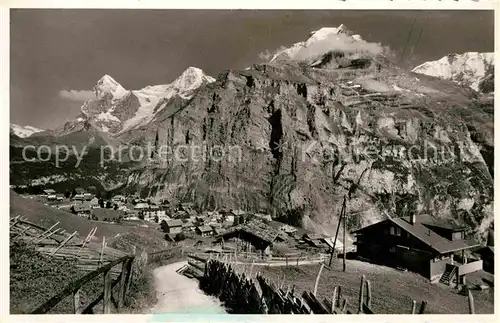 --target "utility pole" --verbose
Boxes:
[342,197,347,272]
[329,195,346,267]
